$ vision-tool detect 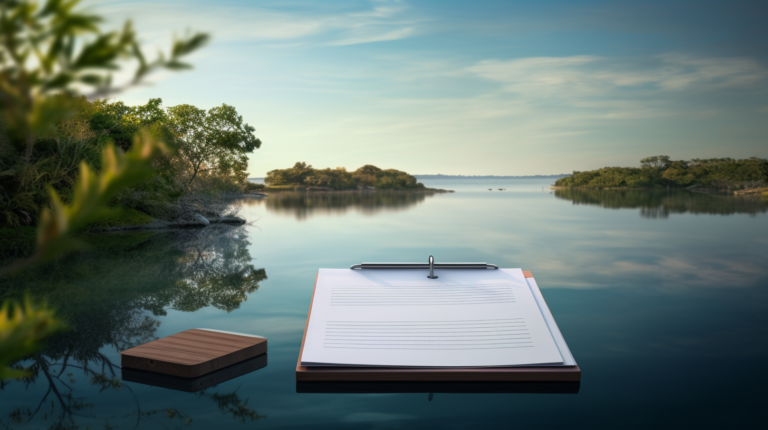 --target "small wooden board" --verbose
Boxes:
[296,271,581,382]
[121,329,267,378]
